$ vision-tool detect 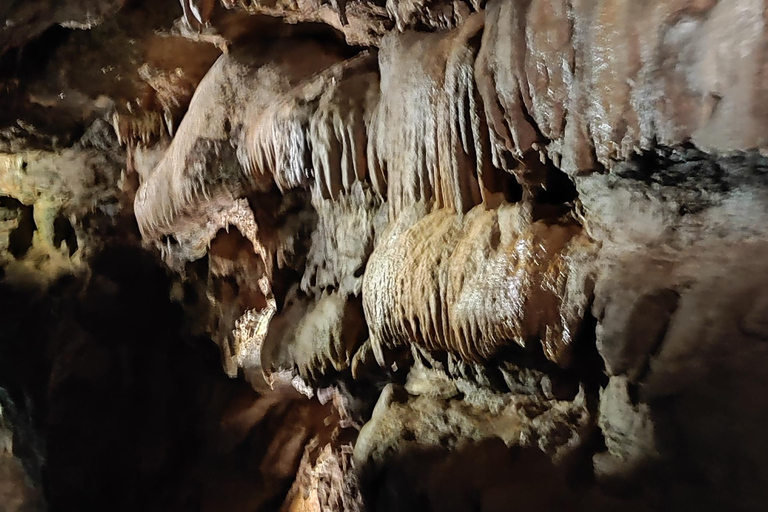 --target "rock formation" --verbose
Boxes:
[1,0,768,510]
